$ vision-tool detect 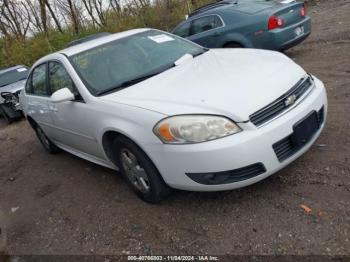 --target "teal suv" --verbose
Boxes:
[172,0,311,51]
